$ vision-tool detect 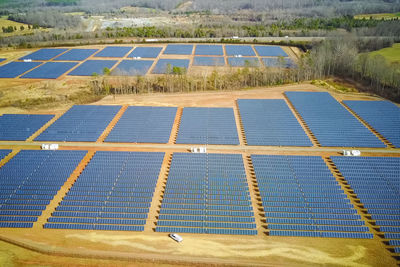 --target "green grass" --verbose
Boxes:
[369,43,400,64]
[354,12,400,20]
